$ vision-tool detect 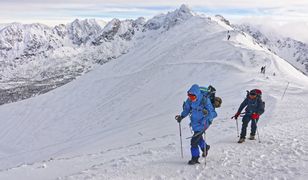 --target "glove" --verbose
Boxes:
[251,113,260,120]
[202,109,208,116]
[233,112,240,120]
[175,115,183,123]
